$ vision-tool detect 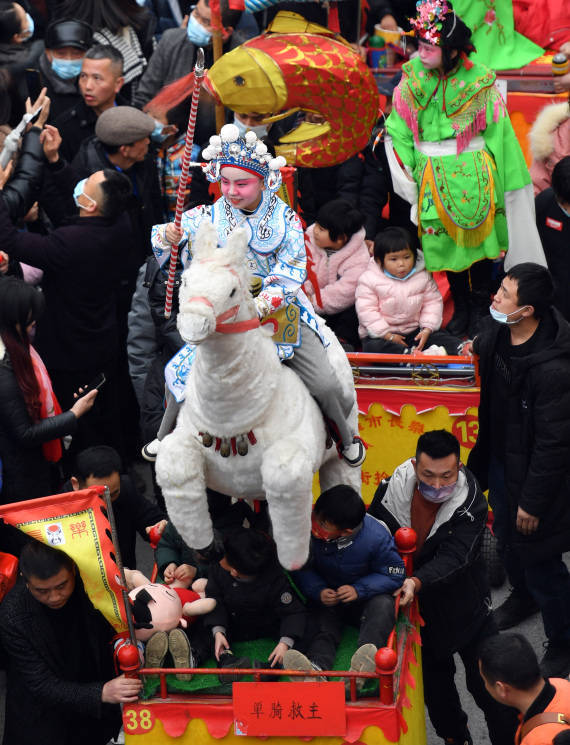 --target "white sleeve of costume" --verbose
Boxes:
[503,184,546,270]
[255,209,306,319]
[384,136,419,226]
